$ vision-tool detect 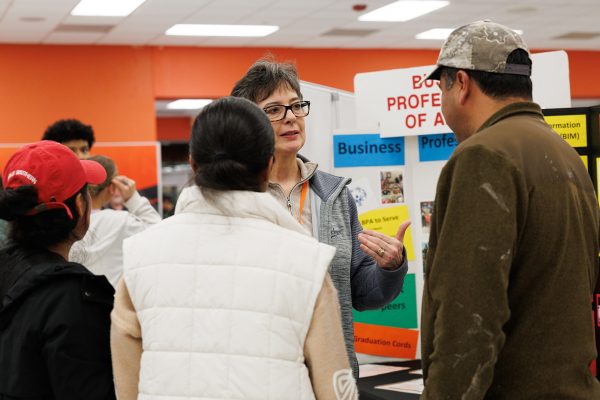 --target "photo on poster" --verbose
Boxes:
[347,175,379,213]
[380,169,404,204]
[420,201,434,234]
[350,186,368,208]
